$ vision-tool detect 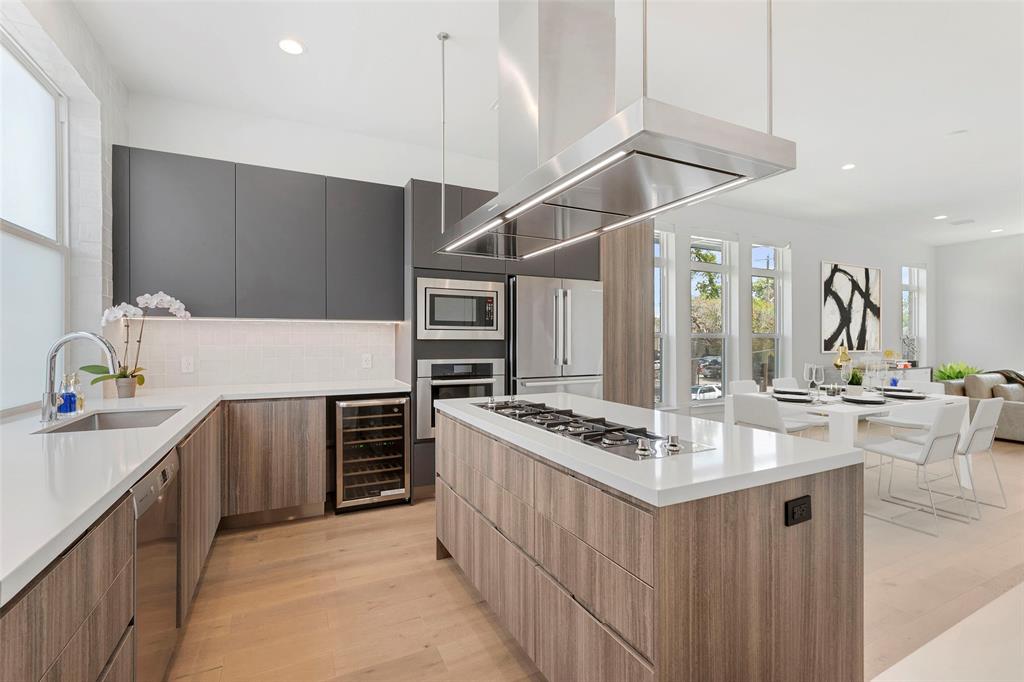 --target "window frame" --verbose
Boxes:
[1,33,70,415]
[689,237,729,403]
[900,265,925,362]
[751,244,780,390]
